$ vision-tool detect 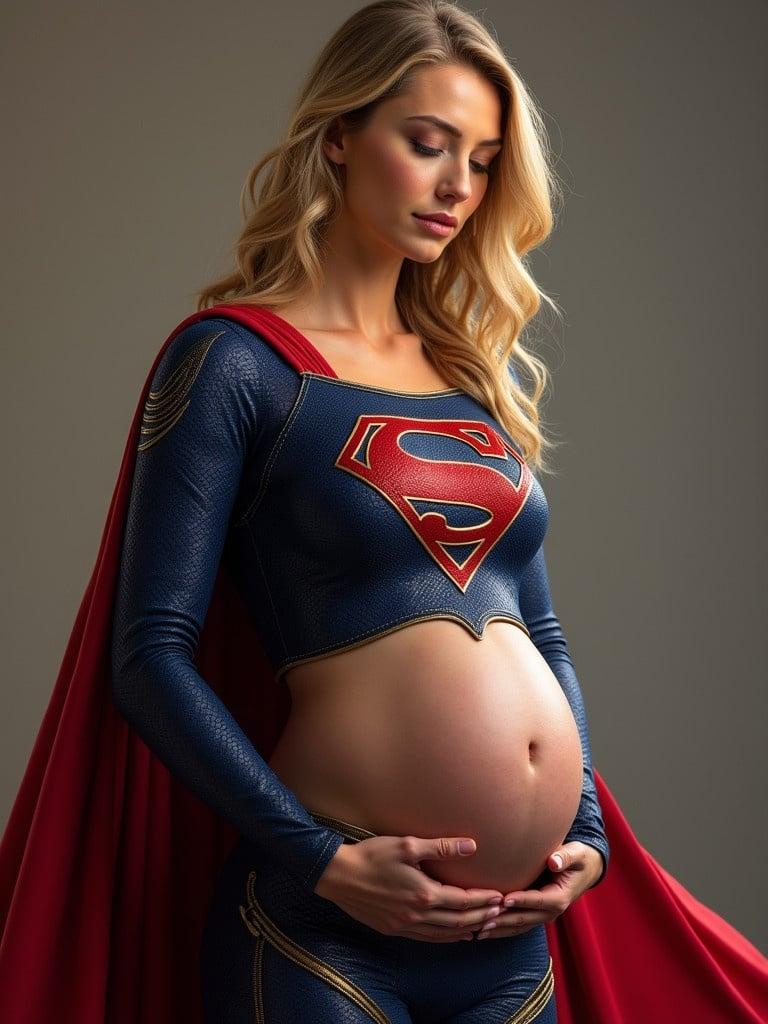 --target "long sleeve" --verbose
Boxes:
[518,544,610,888]
[110,320,345,892]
